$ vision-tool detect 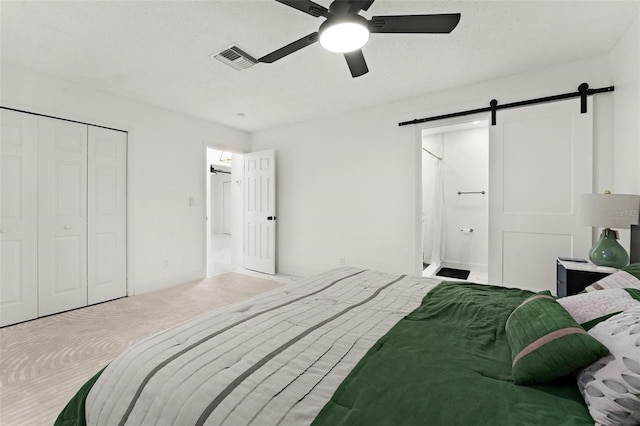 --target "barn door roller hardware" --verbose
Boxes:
[398,83,614,127]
